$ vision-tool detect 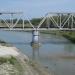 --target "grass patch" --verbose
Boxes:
[0,56,17,65]
[0,56,24,75]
